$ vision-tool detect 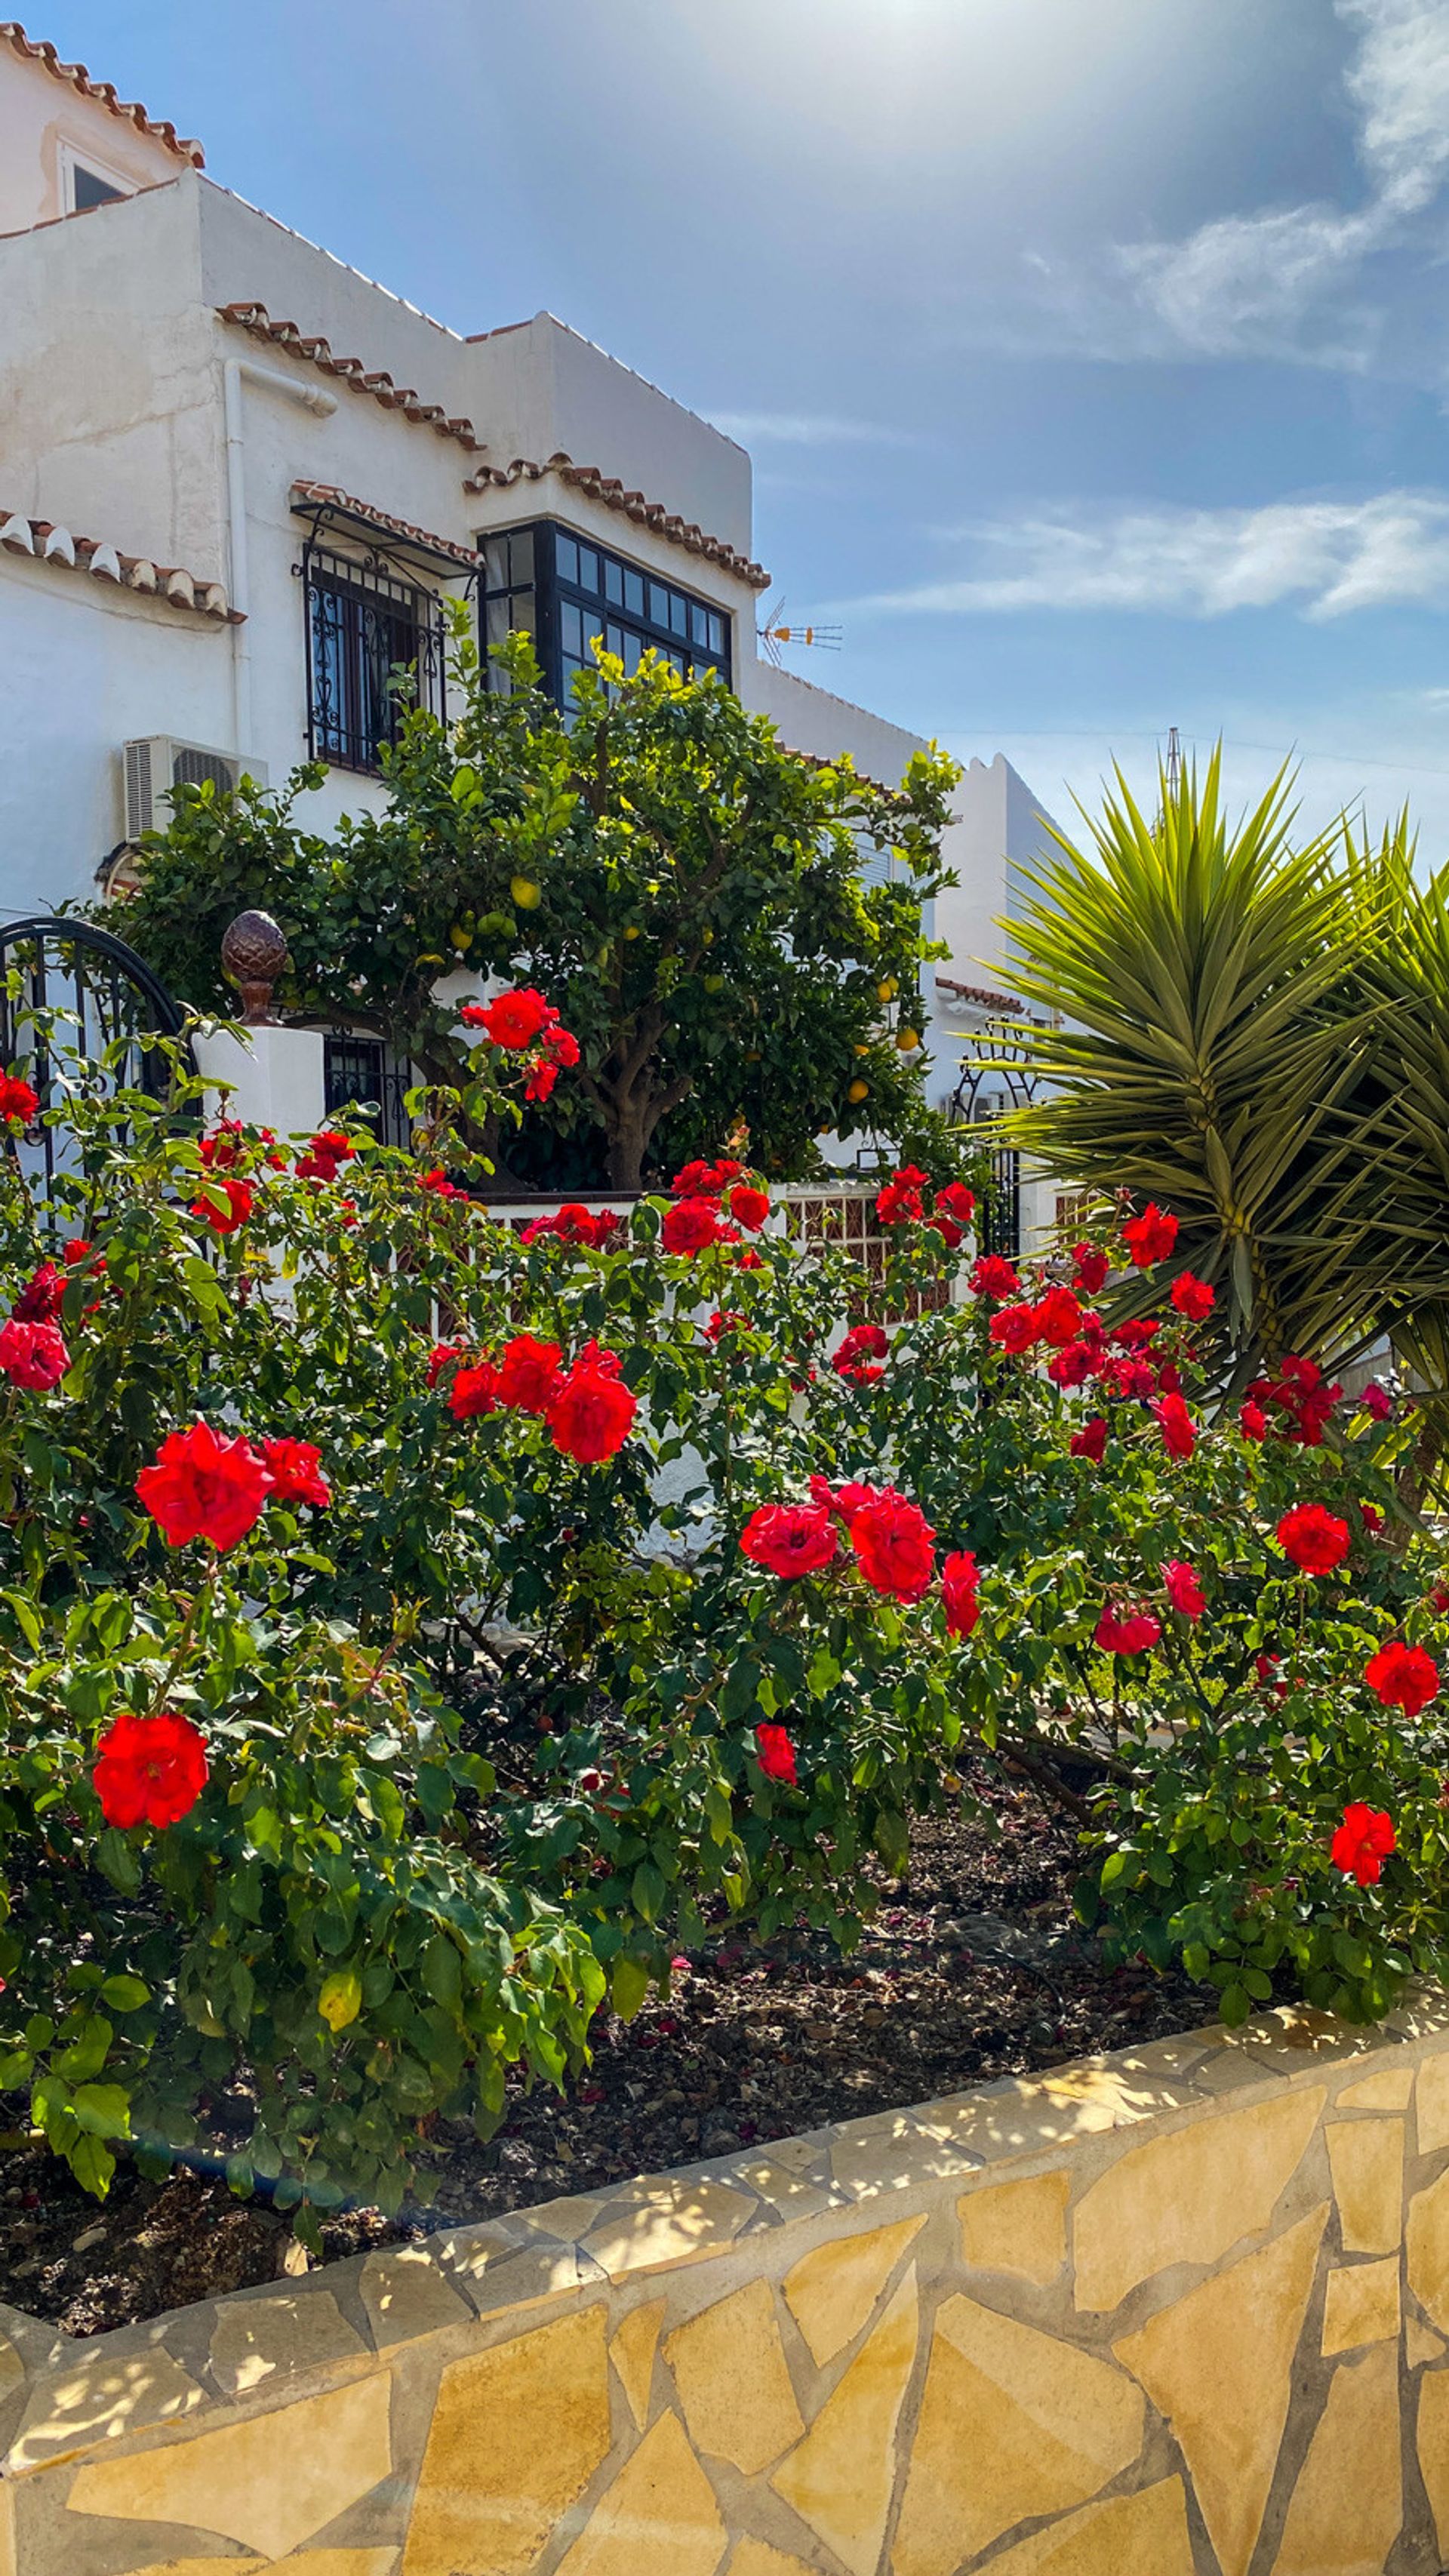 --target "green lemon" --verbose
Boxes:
[703,973,725,993]
[318,1968,362,2033]
[511,876,541,911]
